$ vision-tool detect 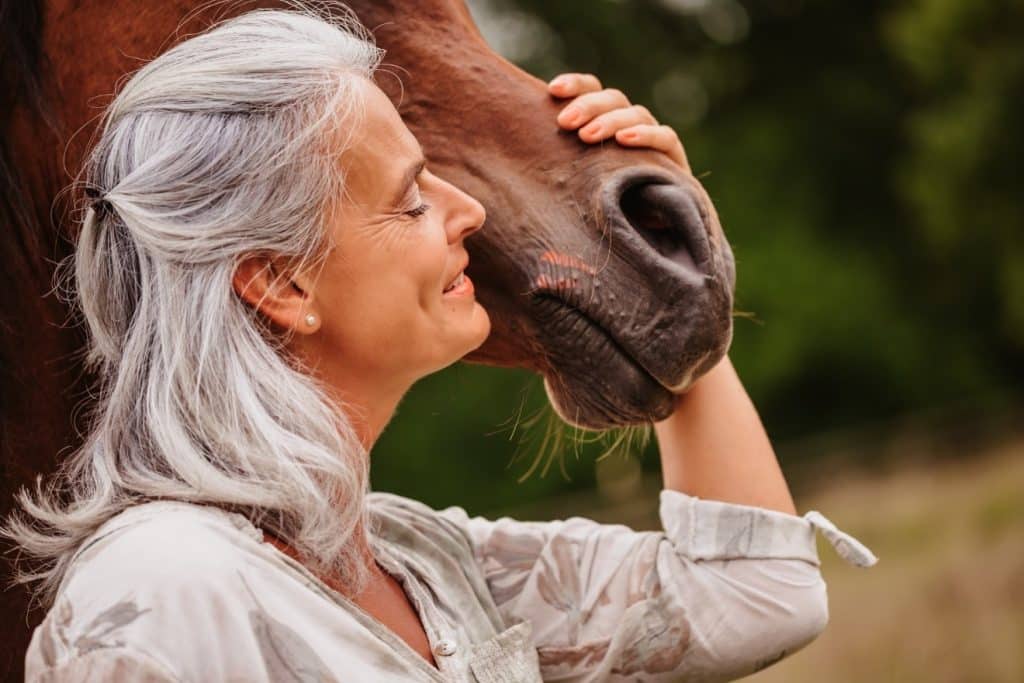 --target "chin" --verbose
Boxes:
[439,305,491,369]
[466,302,492,348]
